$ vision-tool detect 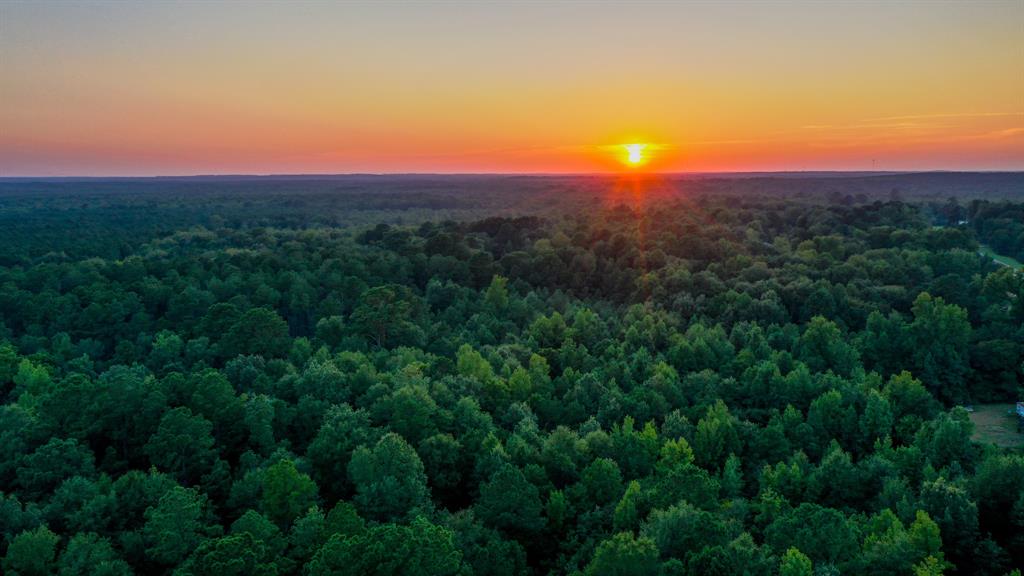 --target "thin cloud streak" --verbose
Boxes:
[871,111,1024,121]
